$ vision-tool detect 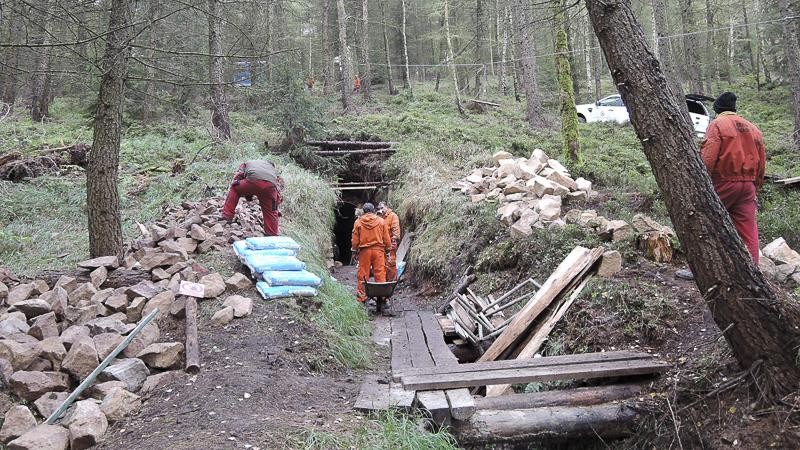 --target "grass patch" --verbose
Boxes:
[291,412,457,450]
